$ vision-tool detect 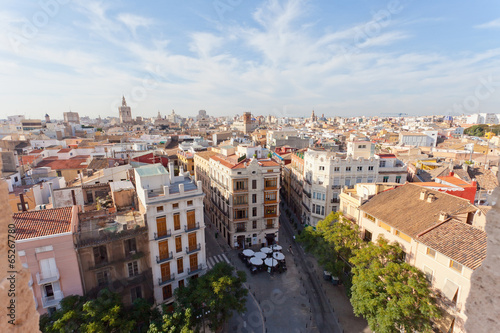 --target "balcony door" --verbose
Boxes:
[161,262,171,281]
[39,258,57,279]
[188,233,197,252]
[189,254,198,271]
[156,216,167,237]
[158,241,169,260]
[187,210,196,230]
